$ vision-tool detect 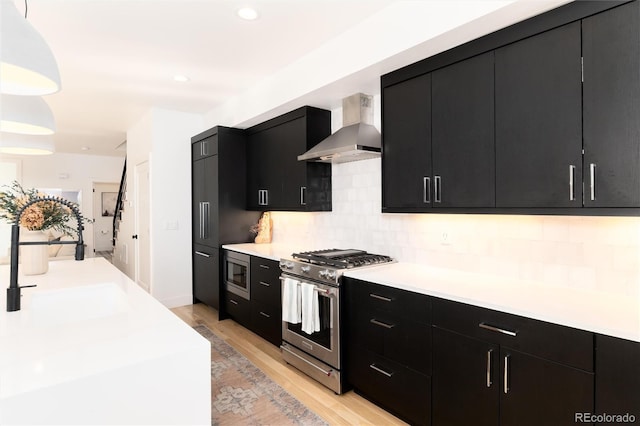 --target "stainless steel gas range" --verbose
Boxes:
[279,249,394,394]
